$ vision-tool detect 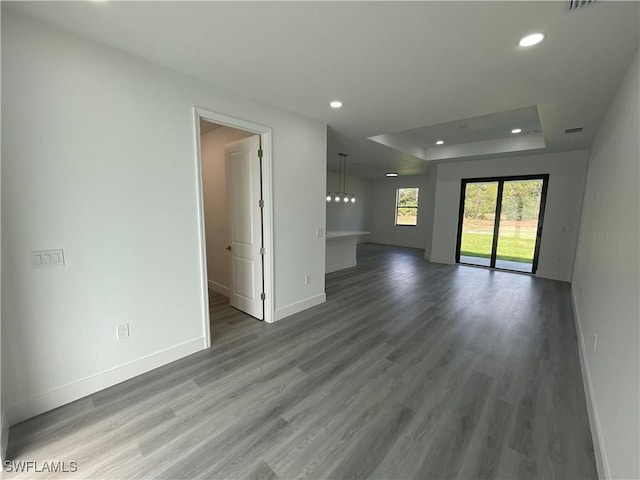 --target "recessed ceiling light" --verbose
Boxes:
[329,100,343,109]
[518,33,546,47]
[436,140,444,145]
[386,173,399,177]
[511,128,522,134]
